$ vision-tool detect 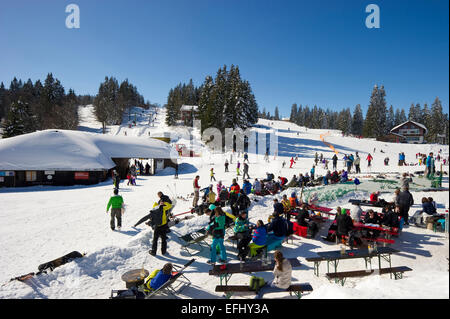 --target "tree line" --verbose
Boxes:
[0,74,83,138]
[282,85,448,144]
[93,76,150,133]
[165,65,259,133]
